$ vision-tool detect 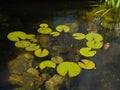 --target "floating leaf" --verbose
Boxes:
[7,31,27,41]
[34,48,49,57]
[26,34,35,39]
[37,27,52,34]
[86,33,103,41]
[40,23,48,28]
[57,62,81,77]
[86,40,103,49]
[39,61,56,70]
[78,59,96,69]
[72,33,85,40]
[15,40,31,48]
[50,32,60,37]
[80,47,96,57]
[51,56,63,64]
[25,44,40,51]
[56,25,70,32]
